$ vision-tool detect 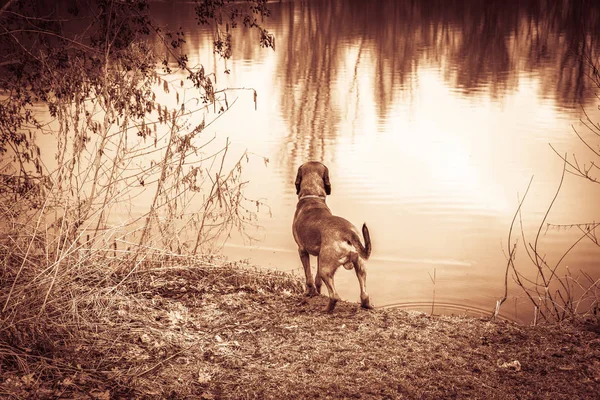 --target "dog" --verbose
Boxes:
[292,161,373,312]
